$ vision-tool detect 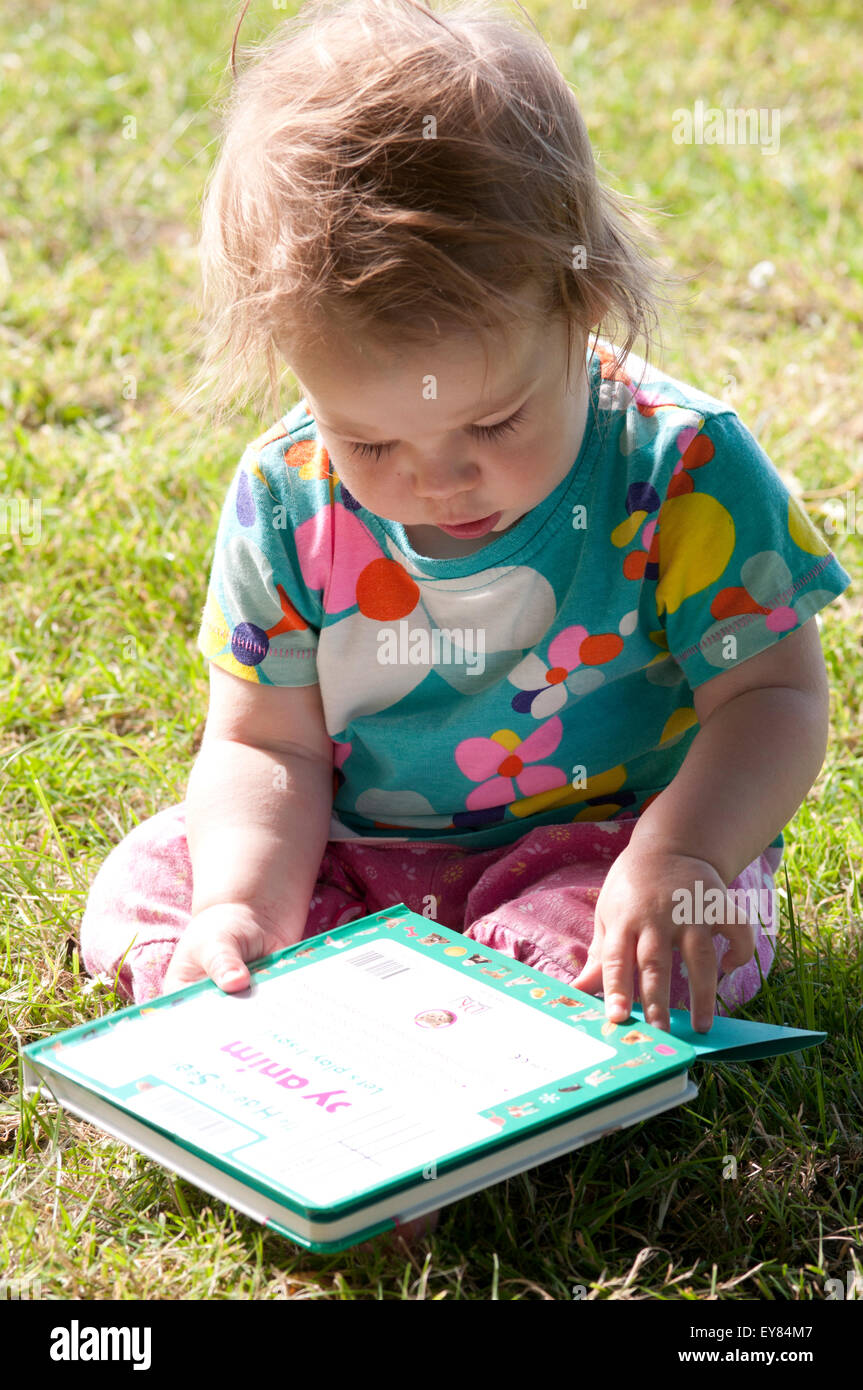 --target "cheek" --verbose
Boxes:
[492,438,546,485]
[334,466,367,503]
[327,449,370,488]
